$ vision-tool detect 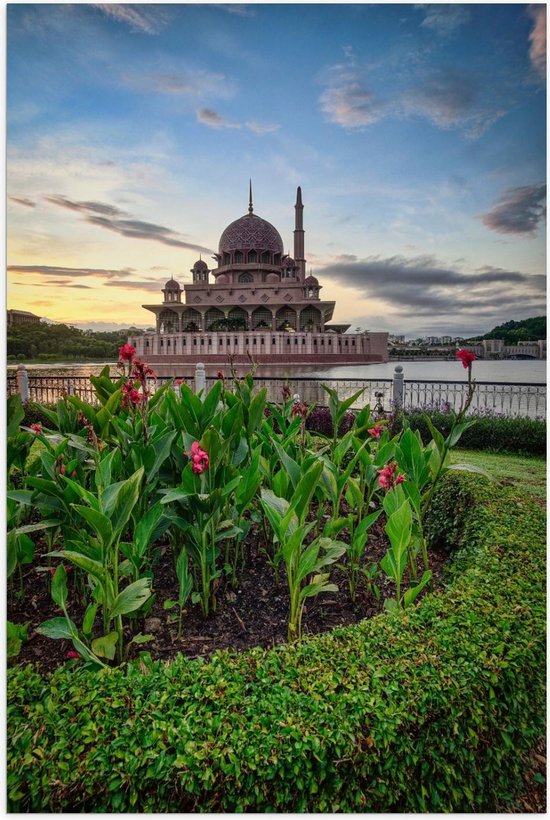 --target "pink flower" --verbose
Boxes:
[184,441,209,474]
[377,461,406,491]
[119,343,136,362]
[217,370,225,380]
[455,349,476,369]
[30,423,43,434]
[174,379,184,386]
[65,650,80,660]
[368,425,384,439]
